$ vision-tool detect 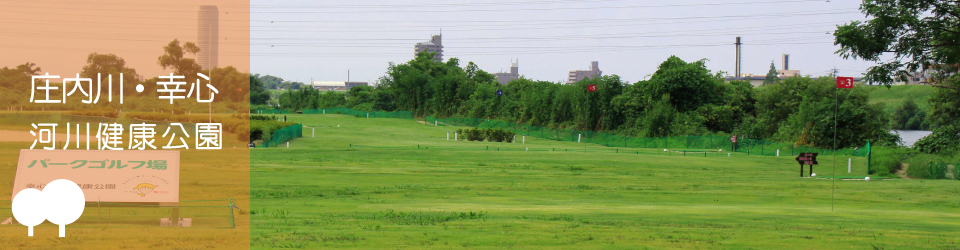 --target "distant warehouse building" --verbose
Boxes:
[566,61,601,84]
[312,81,369,91]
